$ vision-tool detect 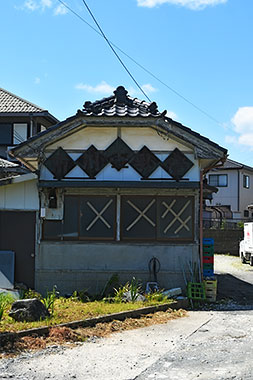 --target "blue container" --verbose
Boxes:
[203,269,214,277]
[203,238,214,245]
